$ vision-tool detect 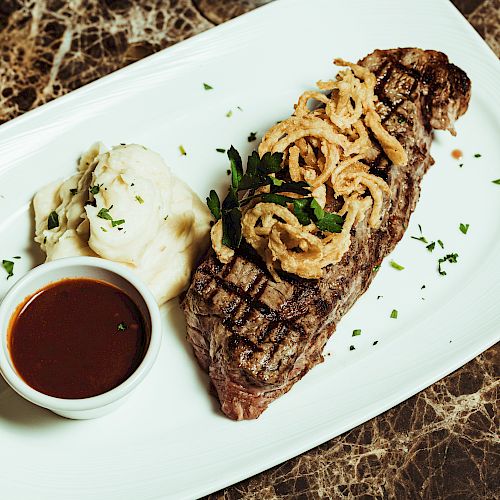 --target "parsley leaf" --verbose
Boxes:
[179,145,187,156]
[352,329,361,337]
[228,146,243,189]
[492,179,500,185]
[438,253,458,276]
[203,83,213,90]
[226,110,233,118]
[474,153,481,158]
[349,345,355,351]
[390,260,404,270]
[459,223,469,234]
[221,207,241,249]
[411,235,428,243]
[135,195,144,204]
[390,309,398,319]
[89,184,102,195]
[2,260,14,279]
[426,241,436,252]
[48,211,59,230]
[97,207,113,221]
[206,190,221,220]
[216,148,226,153]
[437,239,444,249]
[248,131,257,142]
[111,219,125,227]
[316,212,344,233]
